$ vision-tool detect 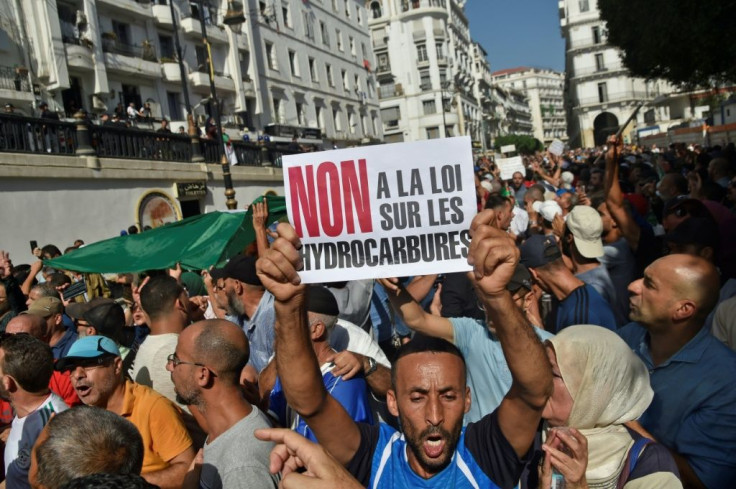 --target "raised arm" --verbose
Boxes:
[604,136,641,251]
[378,278,454,344]
[251,197,270,258]
[256,224,361,466]
[468,210,552,457]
